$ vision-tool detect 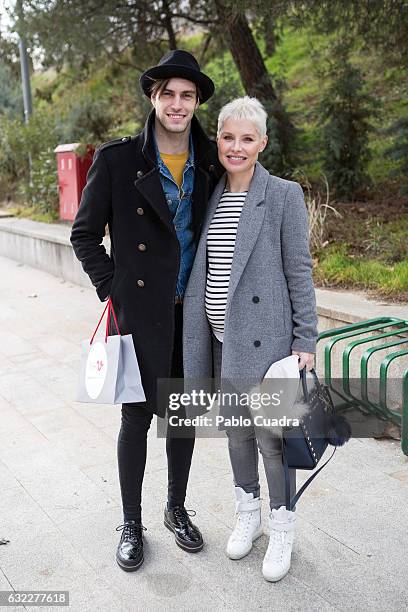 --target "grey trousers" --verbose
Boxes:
[212,335,296,511]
